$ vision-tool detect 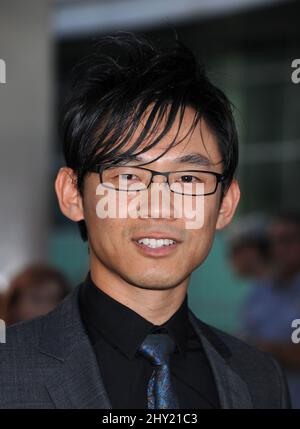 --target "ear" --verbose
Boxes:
[216,180,240,230]
[55,167,84,222]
